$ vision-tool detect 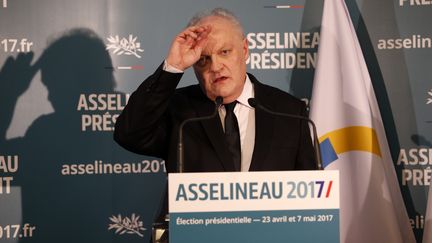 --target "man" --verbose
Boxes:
[114,8,316,173]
